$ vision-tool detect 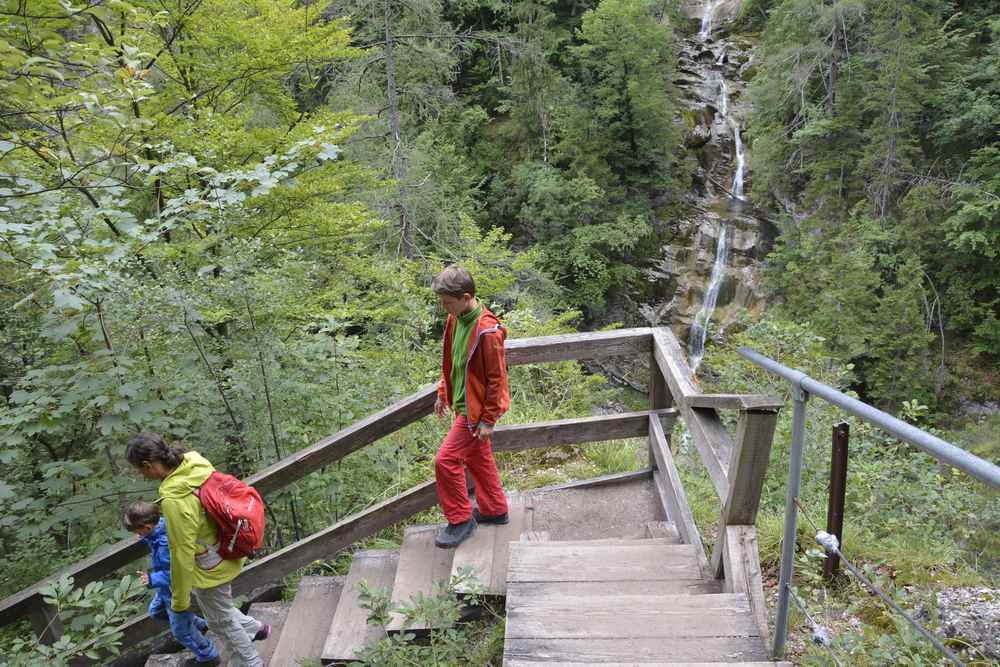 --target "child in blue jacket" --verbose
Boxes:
[125,500,220,665]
